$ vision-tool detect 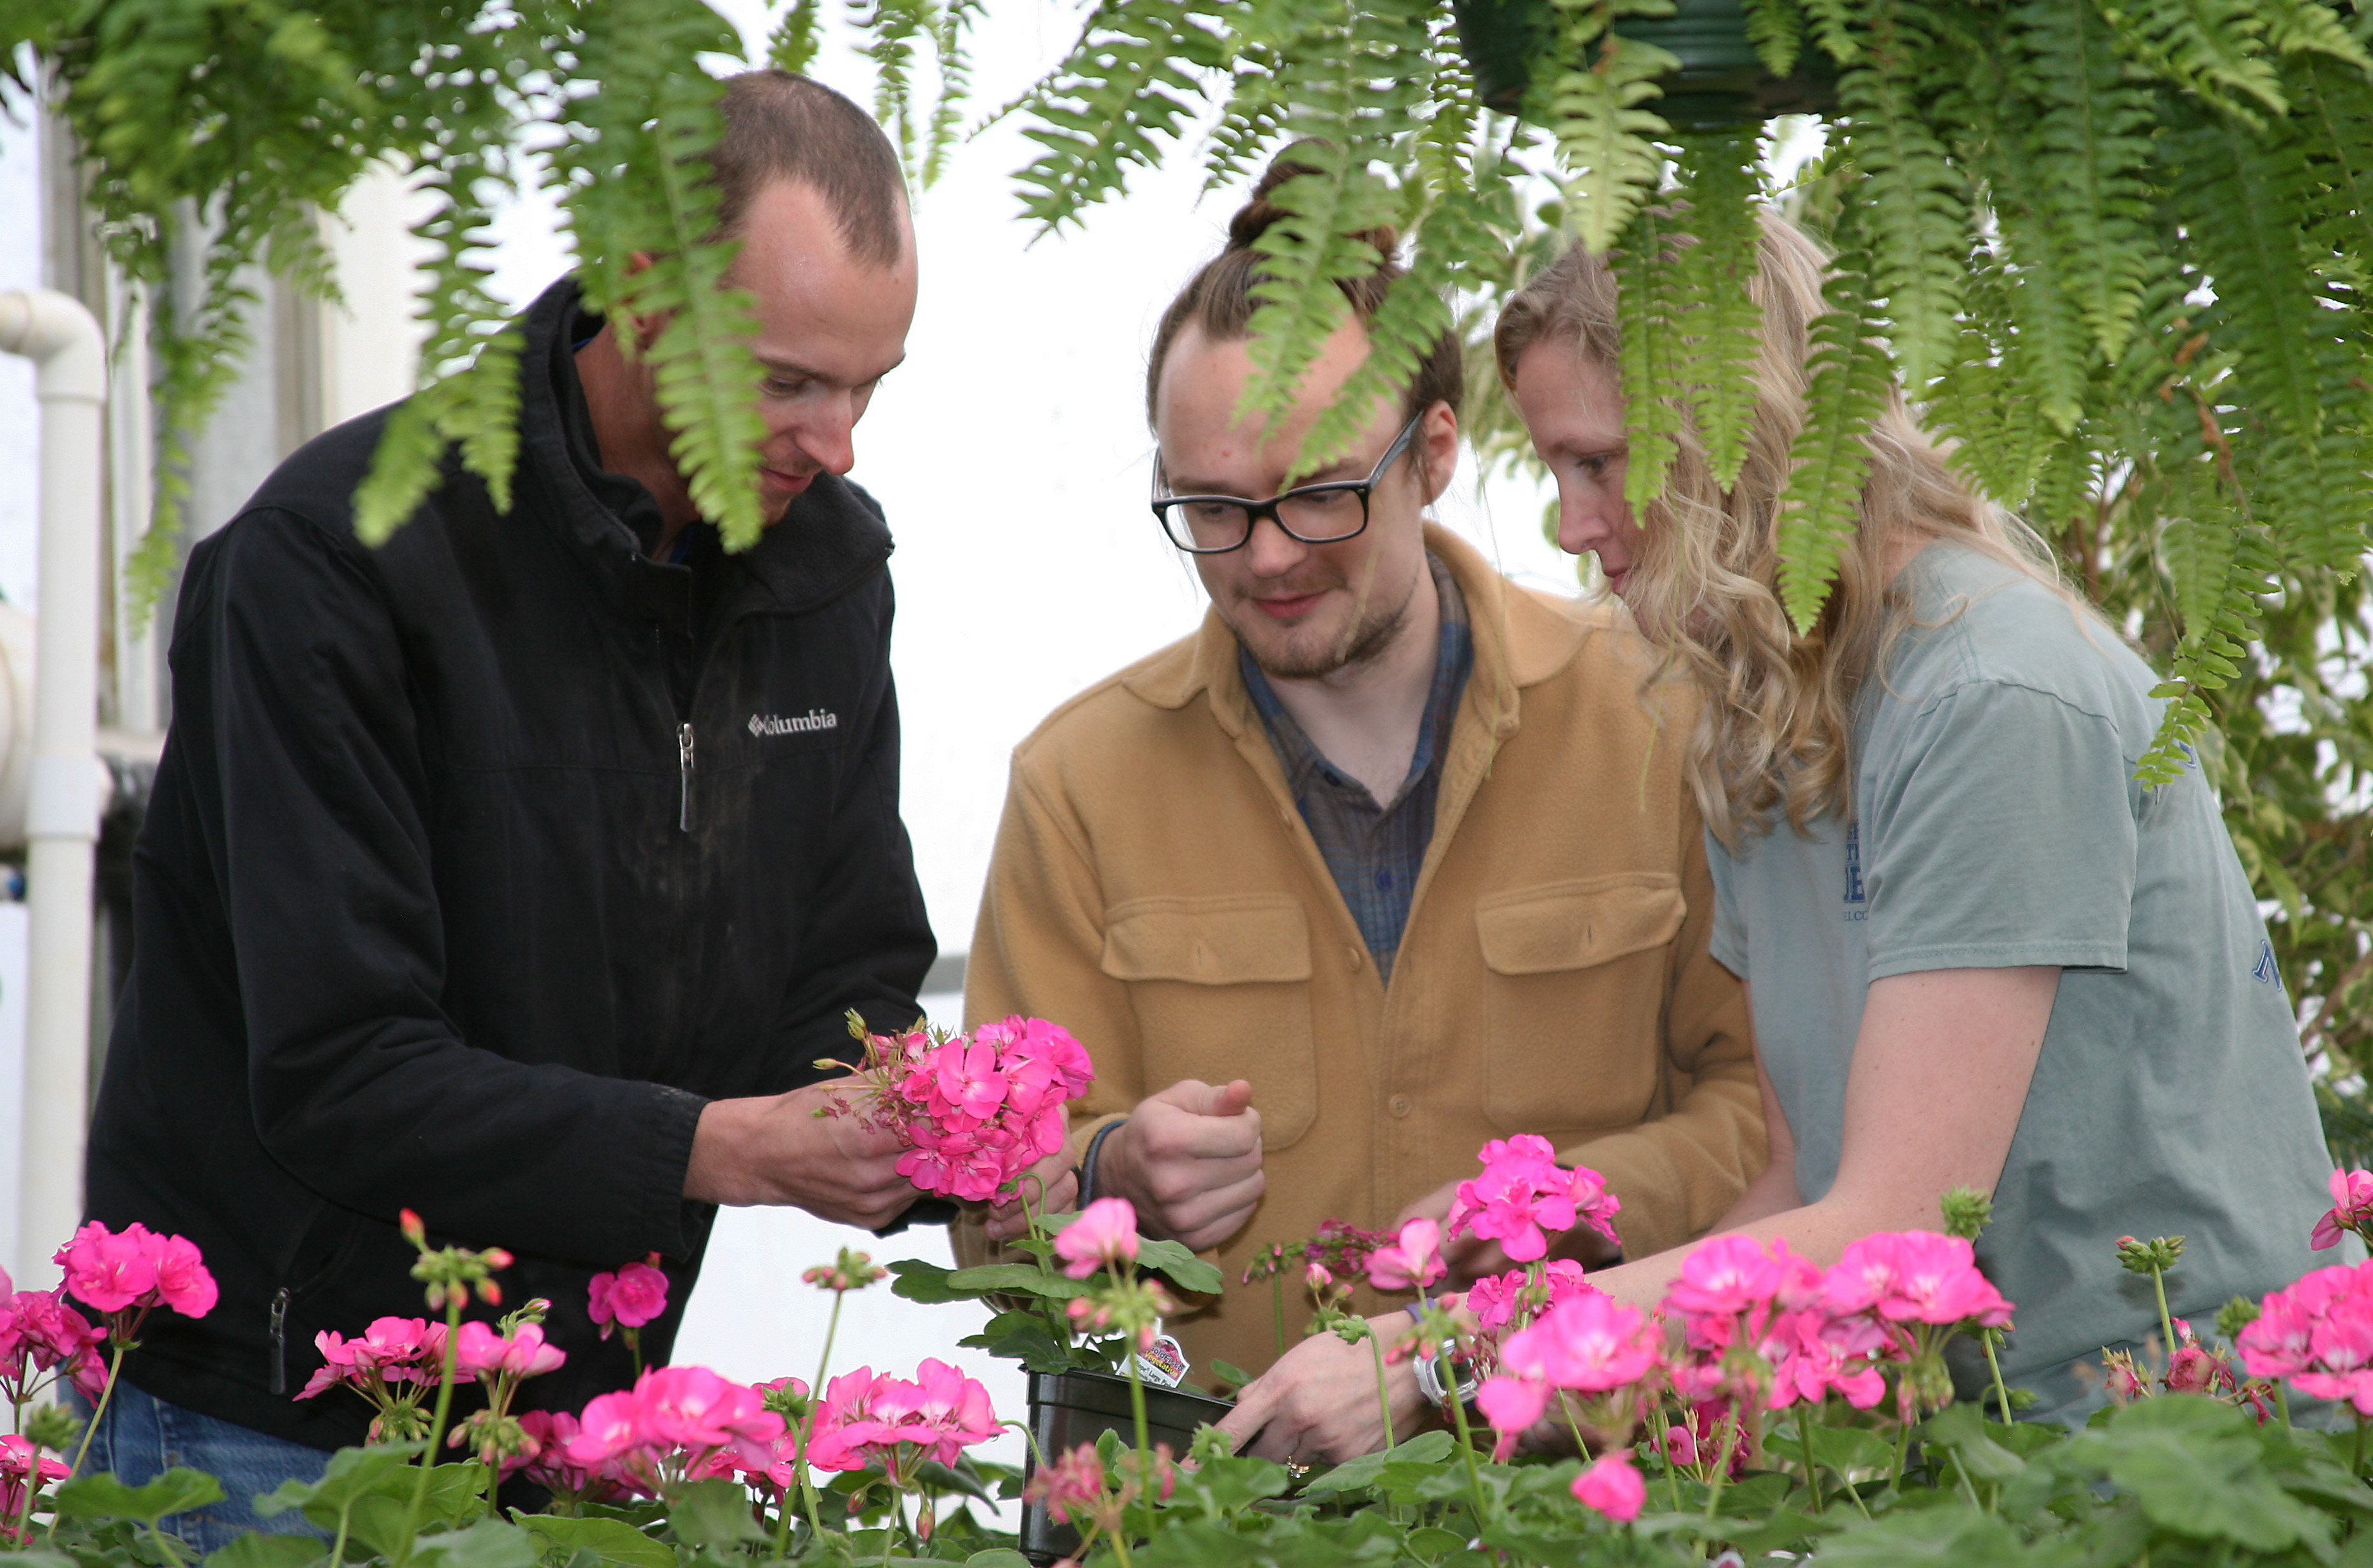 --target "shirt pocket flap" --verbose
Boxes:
[1475,874,1685,976]
[1100,895,1314,985]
